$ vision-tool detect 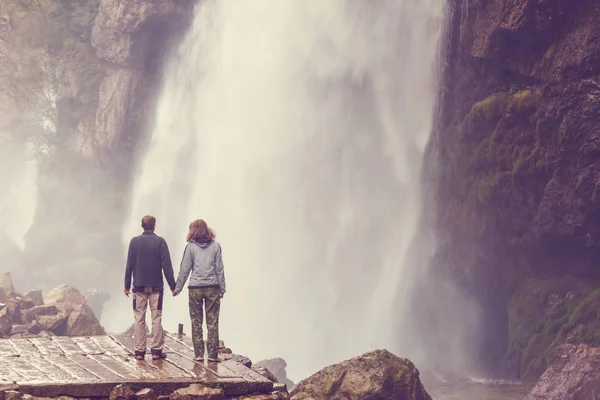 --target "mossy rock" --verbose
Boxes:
[290,350,431,400]
[505,277,600,381]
